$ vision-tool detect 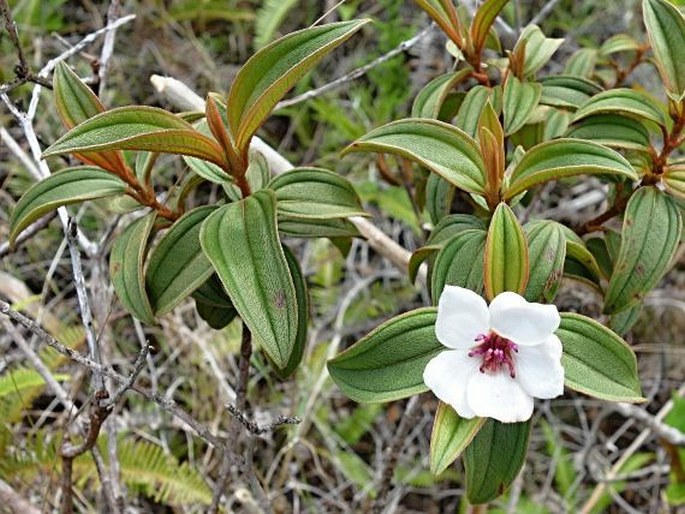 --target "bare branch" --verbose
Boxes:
[226,404,301,436]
